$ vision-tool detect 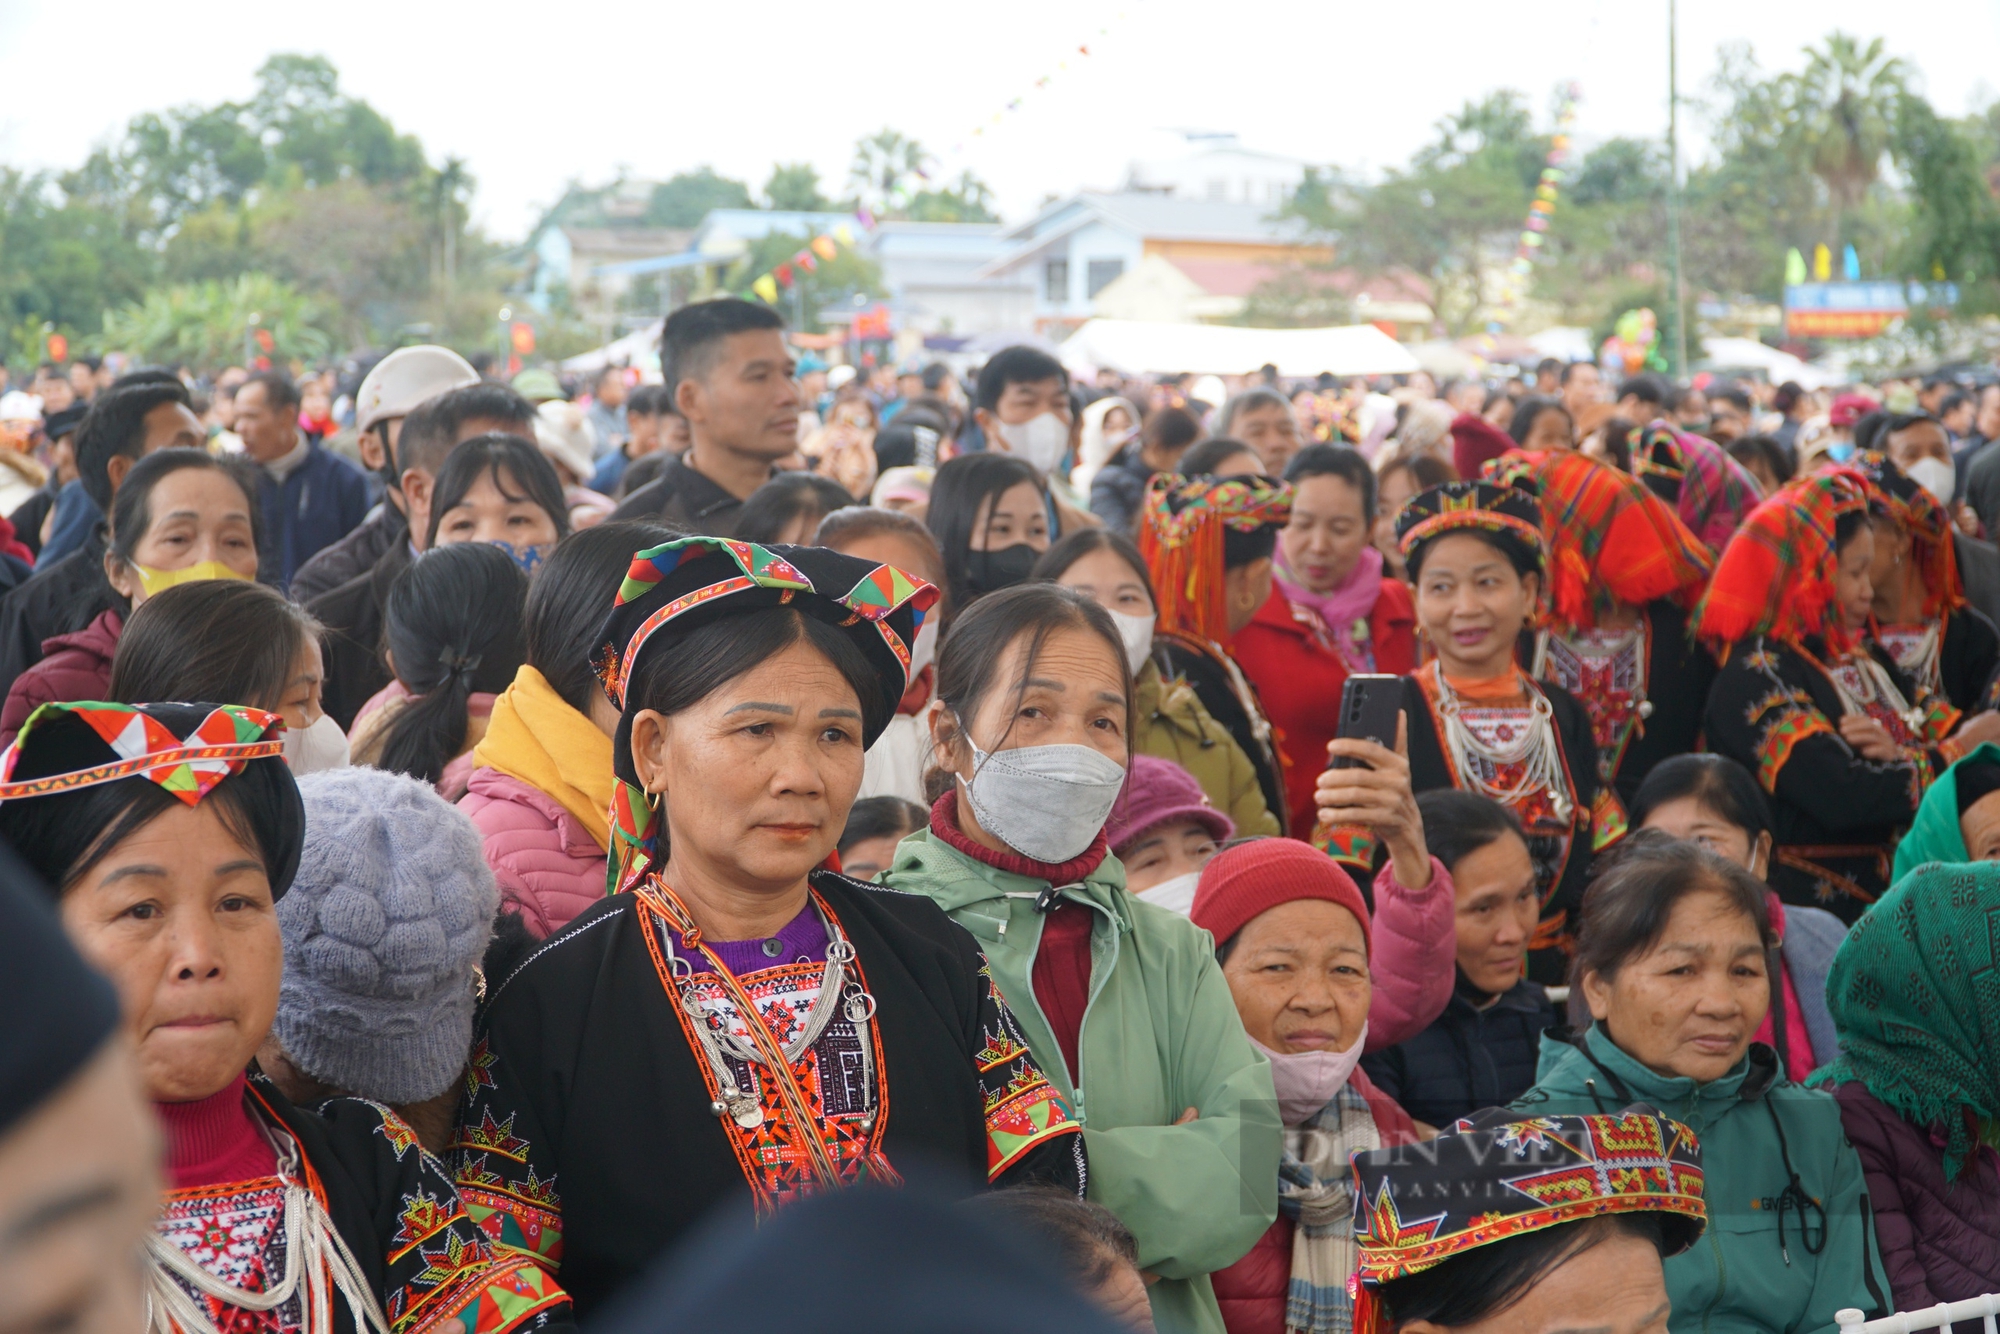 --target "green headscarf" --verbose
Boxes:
[1891,742,2000,882]
[1807,861,2000,1181]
